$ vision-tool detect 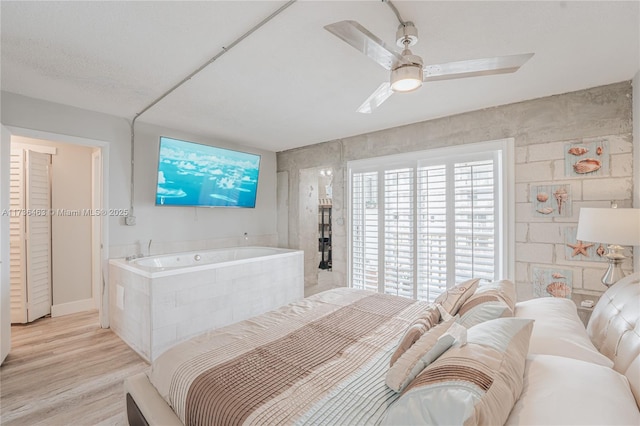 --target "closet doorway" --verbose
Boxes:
[6,130,108,328]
